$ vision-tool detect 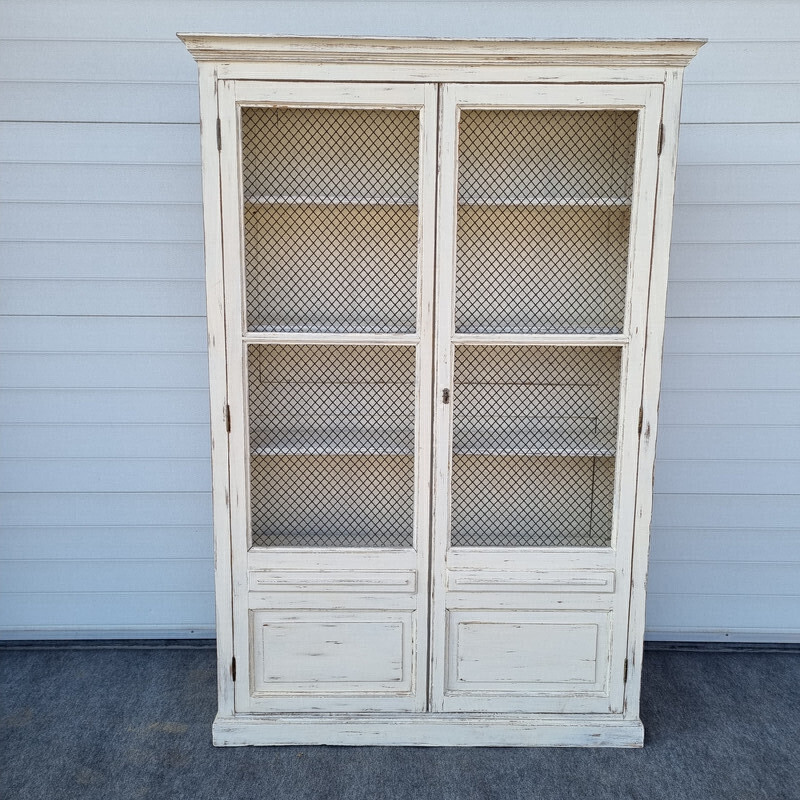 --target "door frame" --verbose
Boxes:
[217,78,439,713]
[429,82,664,712]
